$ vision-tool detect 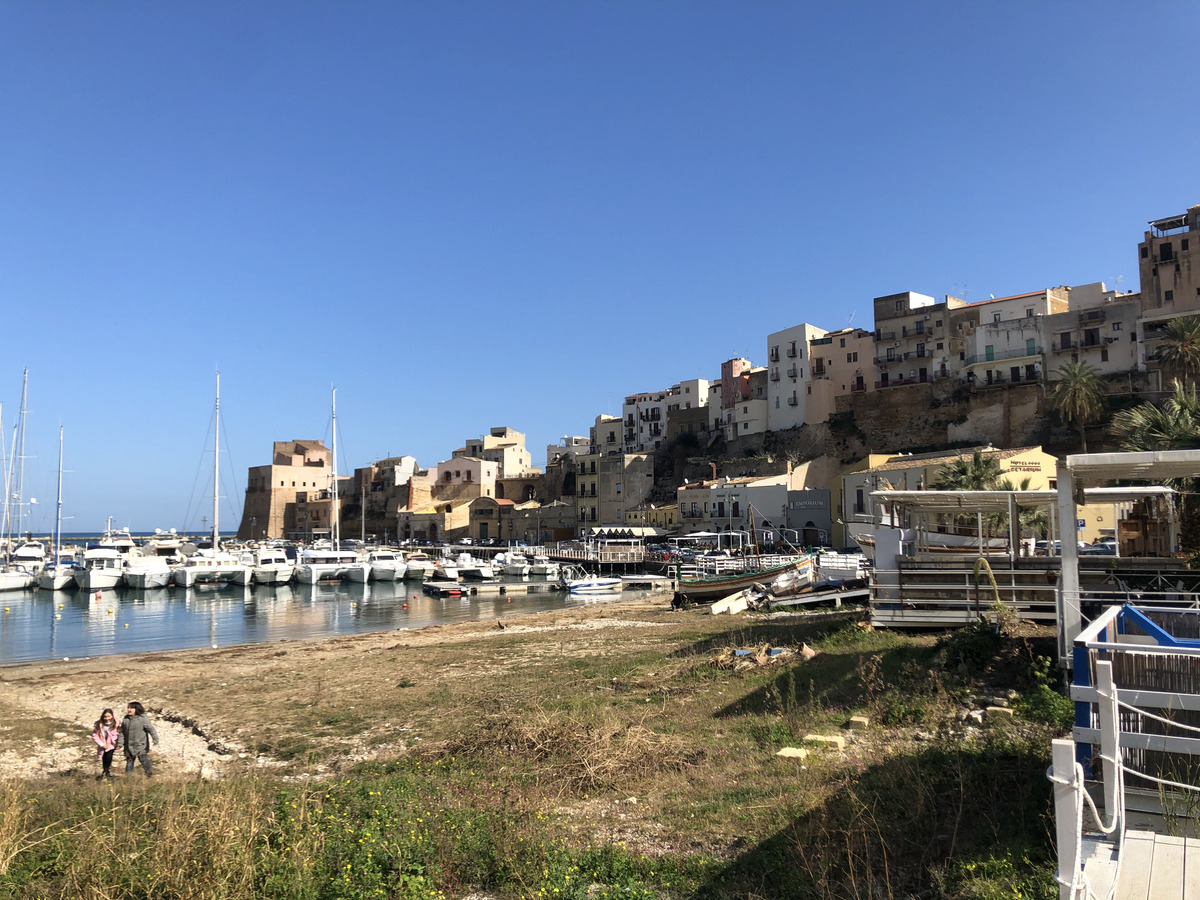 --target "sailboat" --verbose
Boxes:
[37,427,74,591]
[0,372,36,591]
[296,388,363,584]
[173,372,248,587]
